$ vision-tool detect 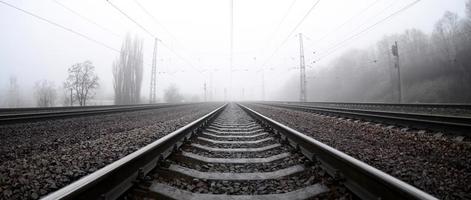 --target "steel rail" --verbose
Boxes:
[41,104,226,200]
[0,103,197,124]
[0,104,145,114]
[238,103,438,200]
[259,102,471,135]
[265,101,471,110]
